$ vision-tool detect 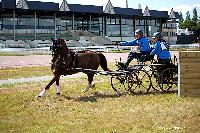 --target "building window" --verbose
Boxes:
[156,19,160,26]
[122,18,134,37]
[115,18,120,24]
[135,19,139,25]
[39,18,54,28]
[107,24,120,37]
[163,32,168,36]
[140,19,144,25]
